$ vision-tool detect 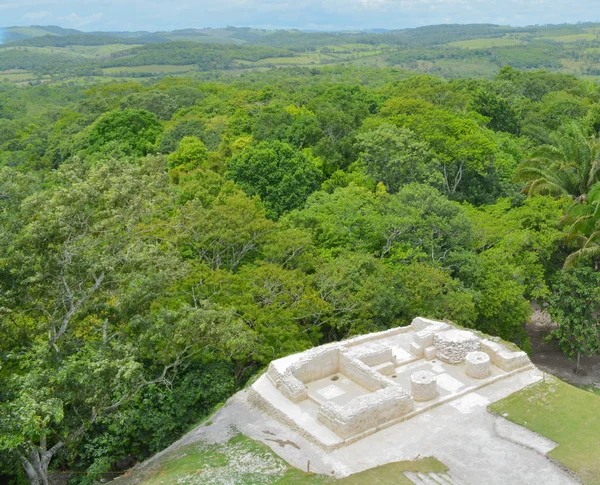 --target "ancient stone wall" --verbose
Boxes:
[317,386,414,439]
[480,339,529,371]
[338,351,393,392]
